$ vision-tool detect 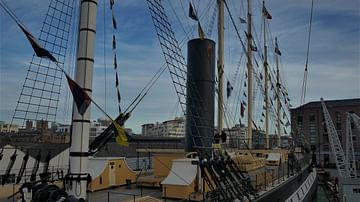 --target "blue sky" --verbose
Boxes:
[1,0,359,133]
